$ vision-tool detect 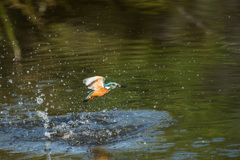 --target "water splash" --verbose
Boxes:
[37,111,56,138]
[0,110,175,153]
